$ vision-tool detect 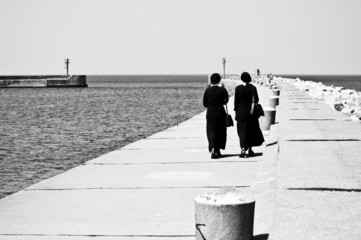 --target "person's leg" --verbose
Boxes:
[246,117,263,157]
[248,147,255,156]
[211,148,217,159]
[206,120,216,158]
[237,120,248,158]
[215,119,227,157]
[215,148,222,157]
